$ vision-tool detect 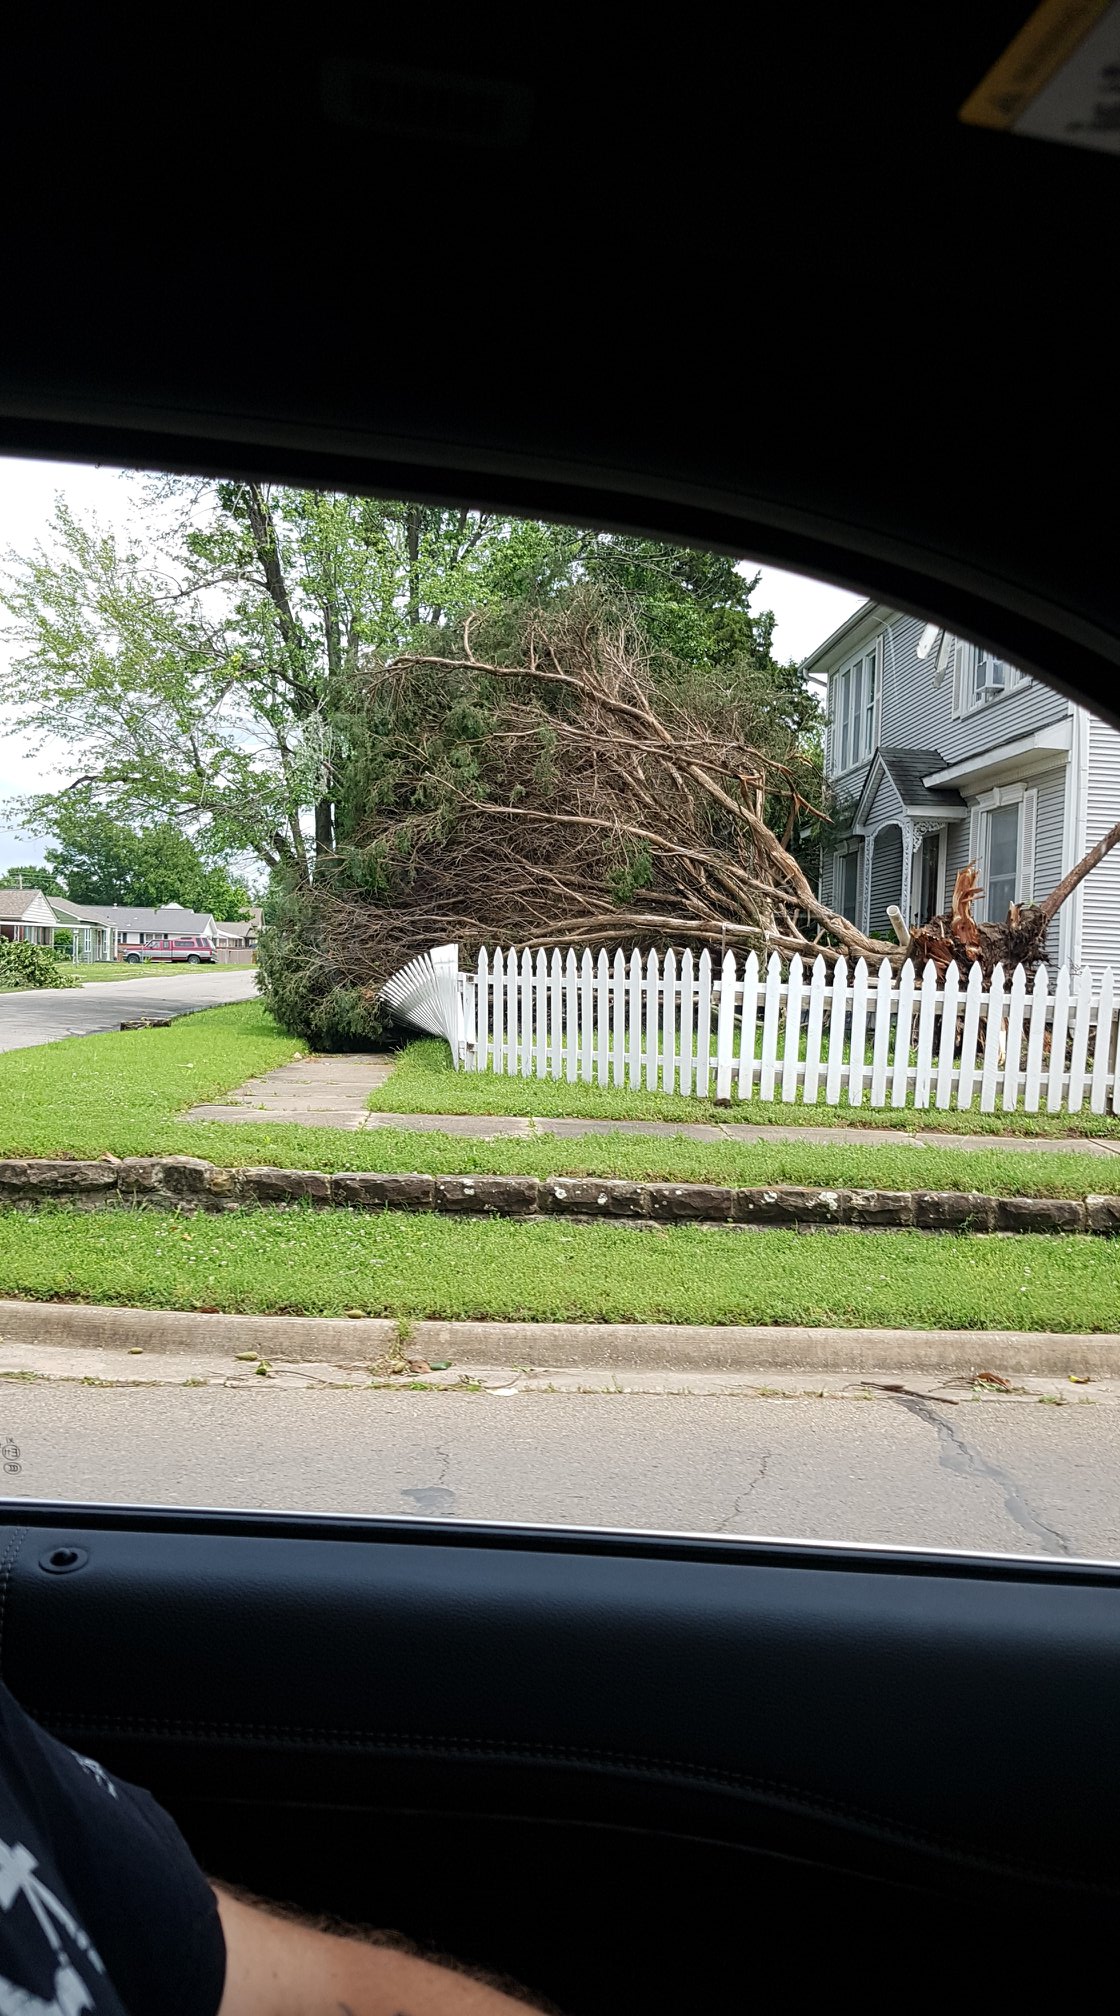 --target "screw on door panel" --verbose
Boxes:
[39,1546,89,1574]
